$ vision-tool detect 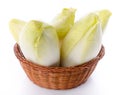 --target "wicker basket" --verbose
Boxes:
[14,43,105,90]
